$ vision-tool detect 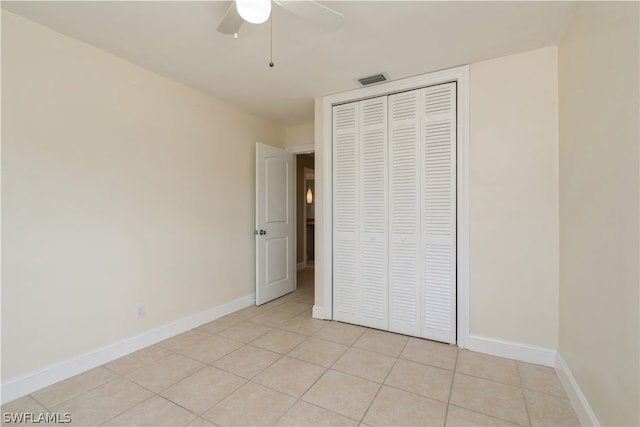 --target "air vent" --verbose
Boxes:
[357,73,389,86]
